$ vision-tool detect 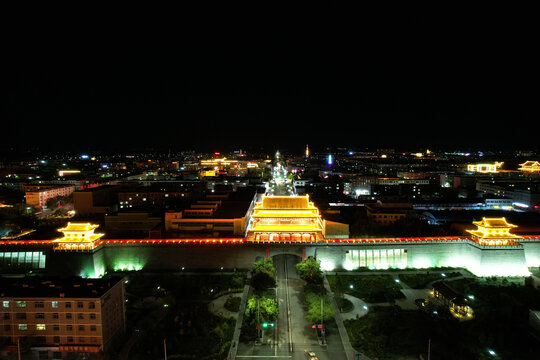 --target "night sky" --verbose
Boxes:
[2,10,537,154]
